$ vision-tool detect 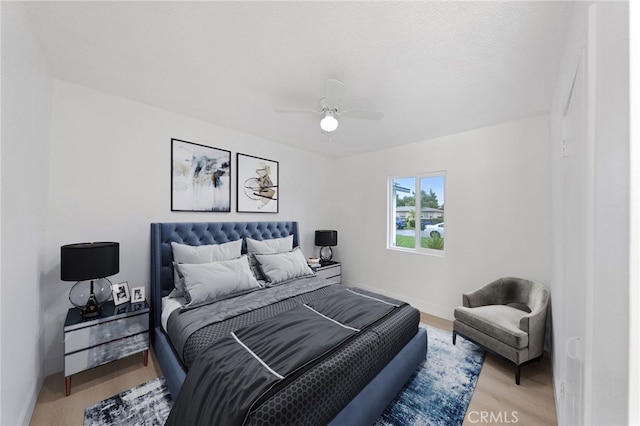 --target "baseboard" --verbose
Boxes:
[345,280,454,321]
